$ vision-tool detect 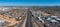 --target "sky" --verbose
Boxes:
[0,0,60,6]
